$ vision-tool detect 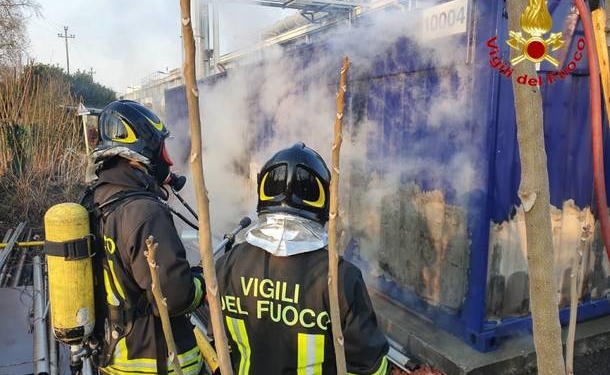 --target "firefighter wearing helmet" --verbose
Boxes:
[89,100,204,375]
[215,142,389,375]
